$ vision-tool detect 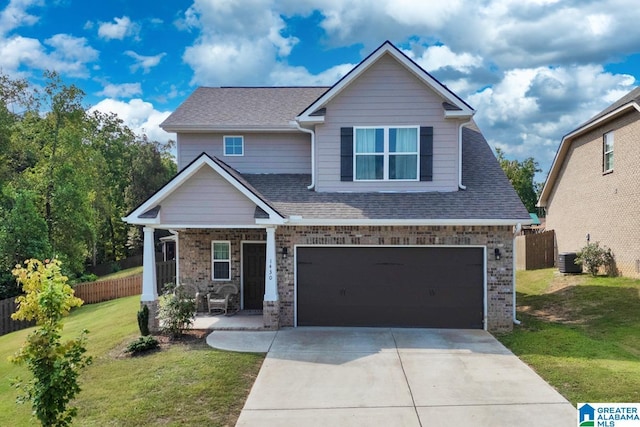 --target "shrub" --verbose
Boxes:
[575,242,617,276]
[137,304,150,336]
[157,284,196,338]
[125,336,159,355]
[10,259,92,427]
